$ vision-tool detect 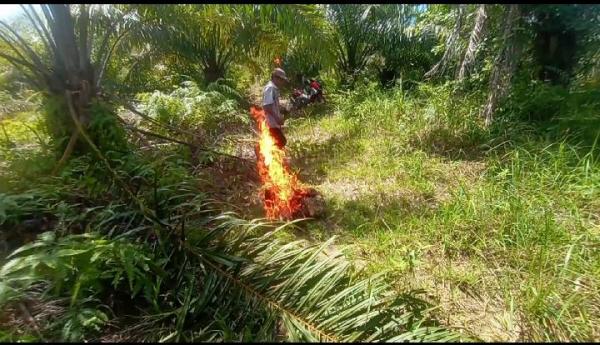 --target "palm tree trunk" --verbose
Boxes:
[424,4,467,80]
[457,4,488,82]
[481,4,522,127]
